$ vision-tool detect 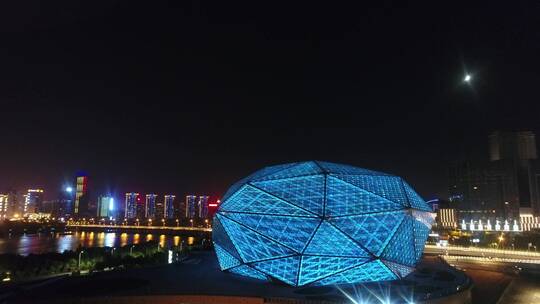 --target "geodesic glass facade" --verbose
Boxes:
[213,161,434,286]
